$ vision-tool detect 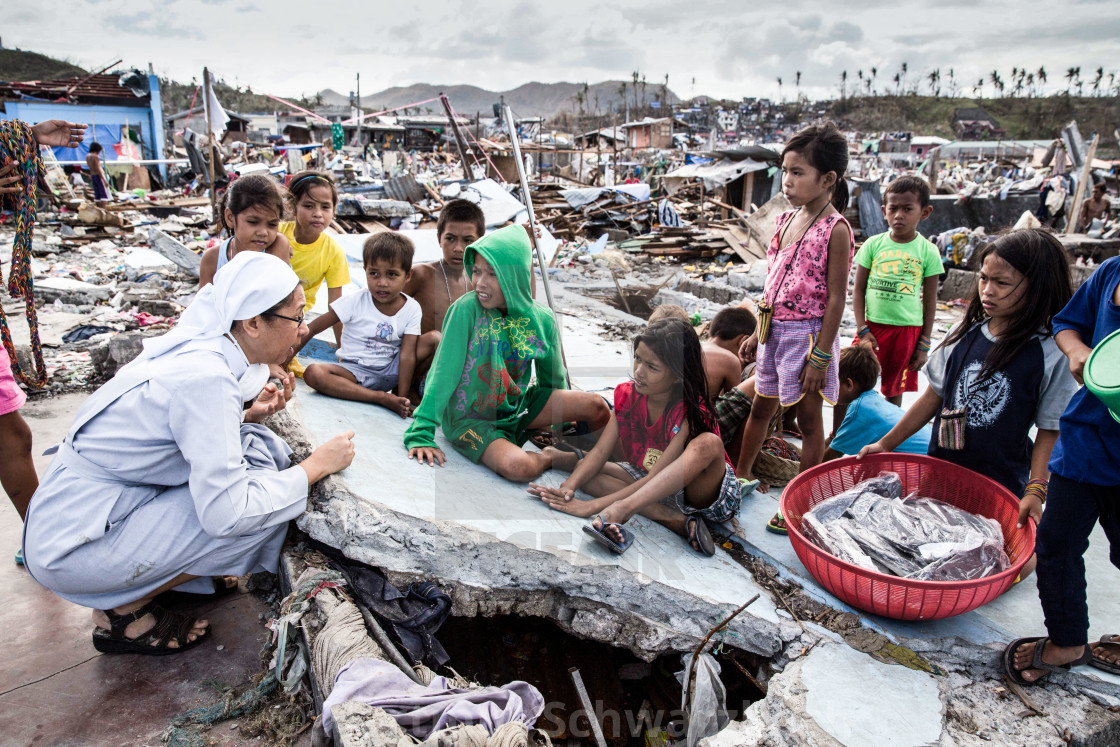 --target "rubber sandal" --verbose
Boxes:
[92,601,210,656]
[766,512,788,535]
[686,515,715,556]
[156,576,239,605]
[1090,634,1120,675]
[582,515,634,554]
[738,478,761,497]
[14,547,23,566]
[1002,636,1092,686]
